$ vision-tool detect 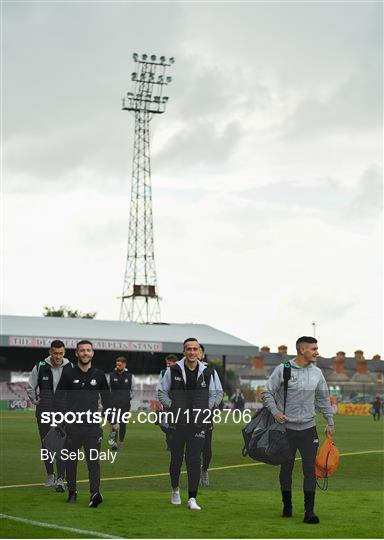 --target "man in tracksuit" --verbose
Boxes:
[27,339,72,491]
[156,354,178,451]
[158,338,216,511]
[55,340,110,507]
[198,344,223,487]
[262,336,335,524]
[107,356,136,450]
